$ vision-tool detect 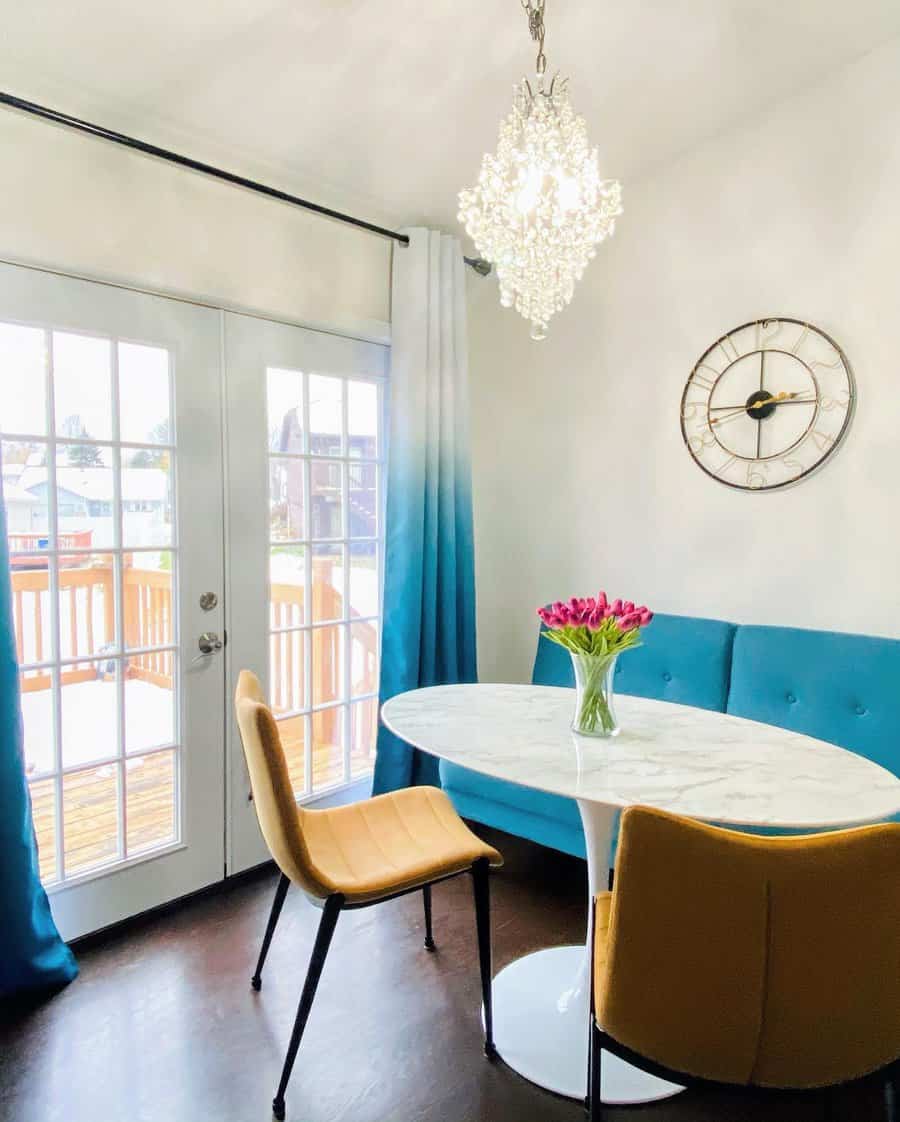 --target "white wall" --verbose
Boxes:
[0,111,391,336]
[469,37,900,683]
